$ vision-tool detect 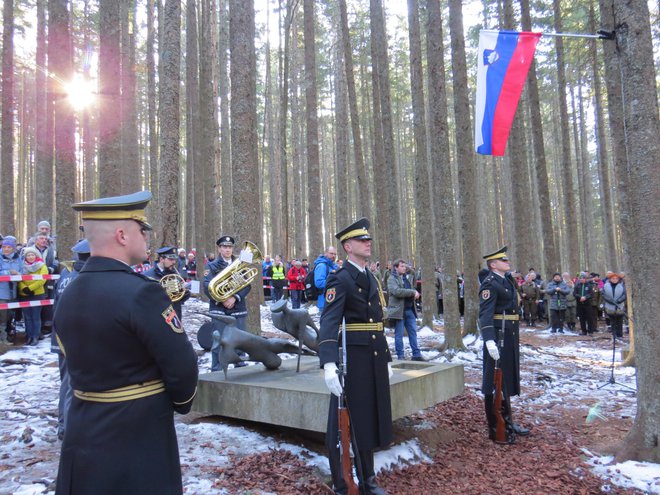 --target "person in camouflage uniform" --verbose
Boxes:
[562,272,577,332]
[519,273,540,327]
